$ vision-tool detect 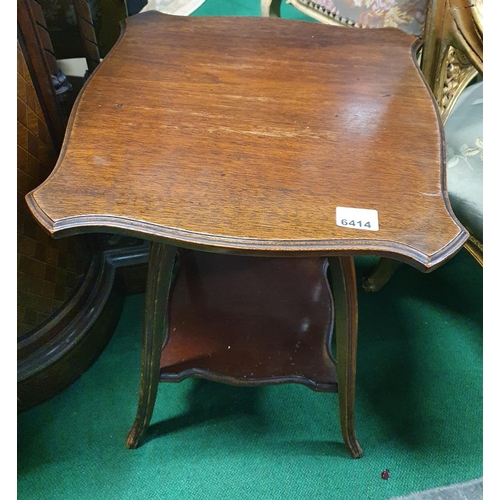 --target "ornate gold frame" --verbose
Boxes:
[464,235,483,266]
[421,0,483,123]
